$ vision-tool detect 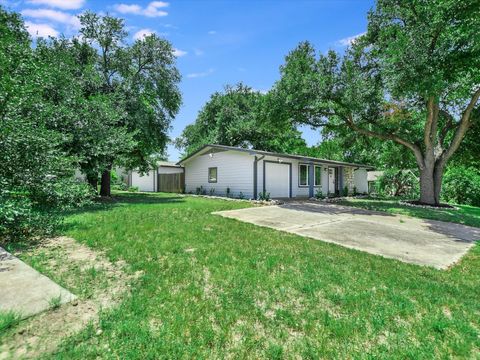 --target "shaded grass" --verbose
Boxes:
[12,192,480,358]
[336,197,480,228]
